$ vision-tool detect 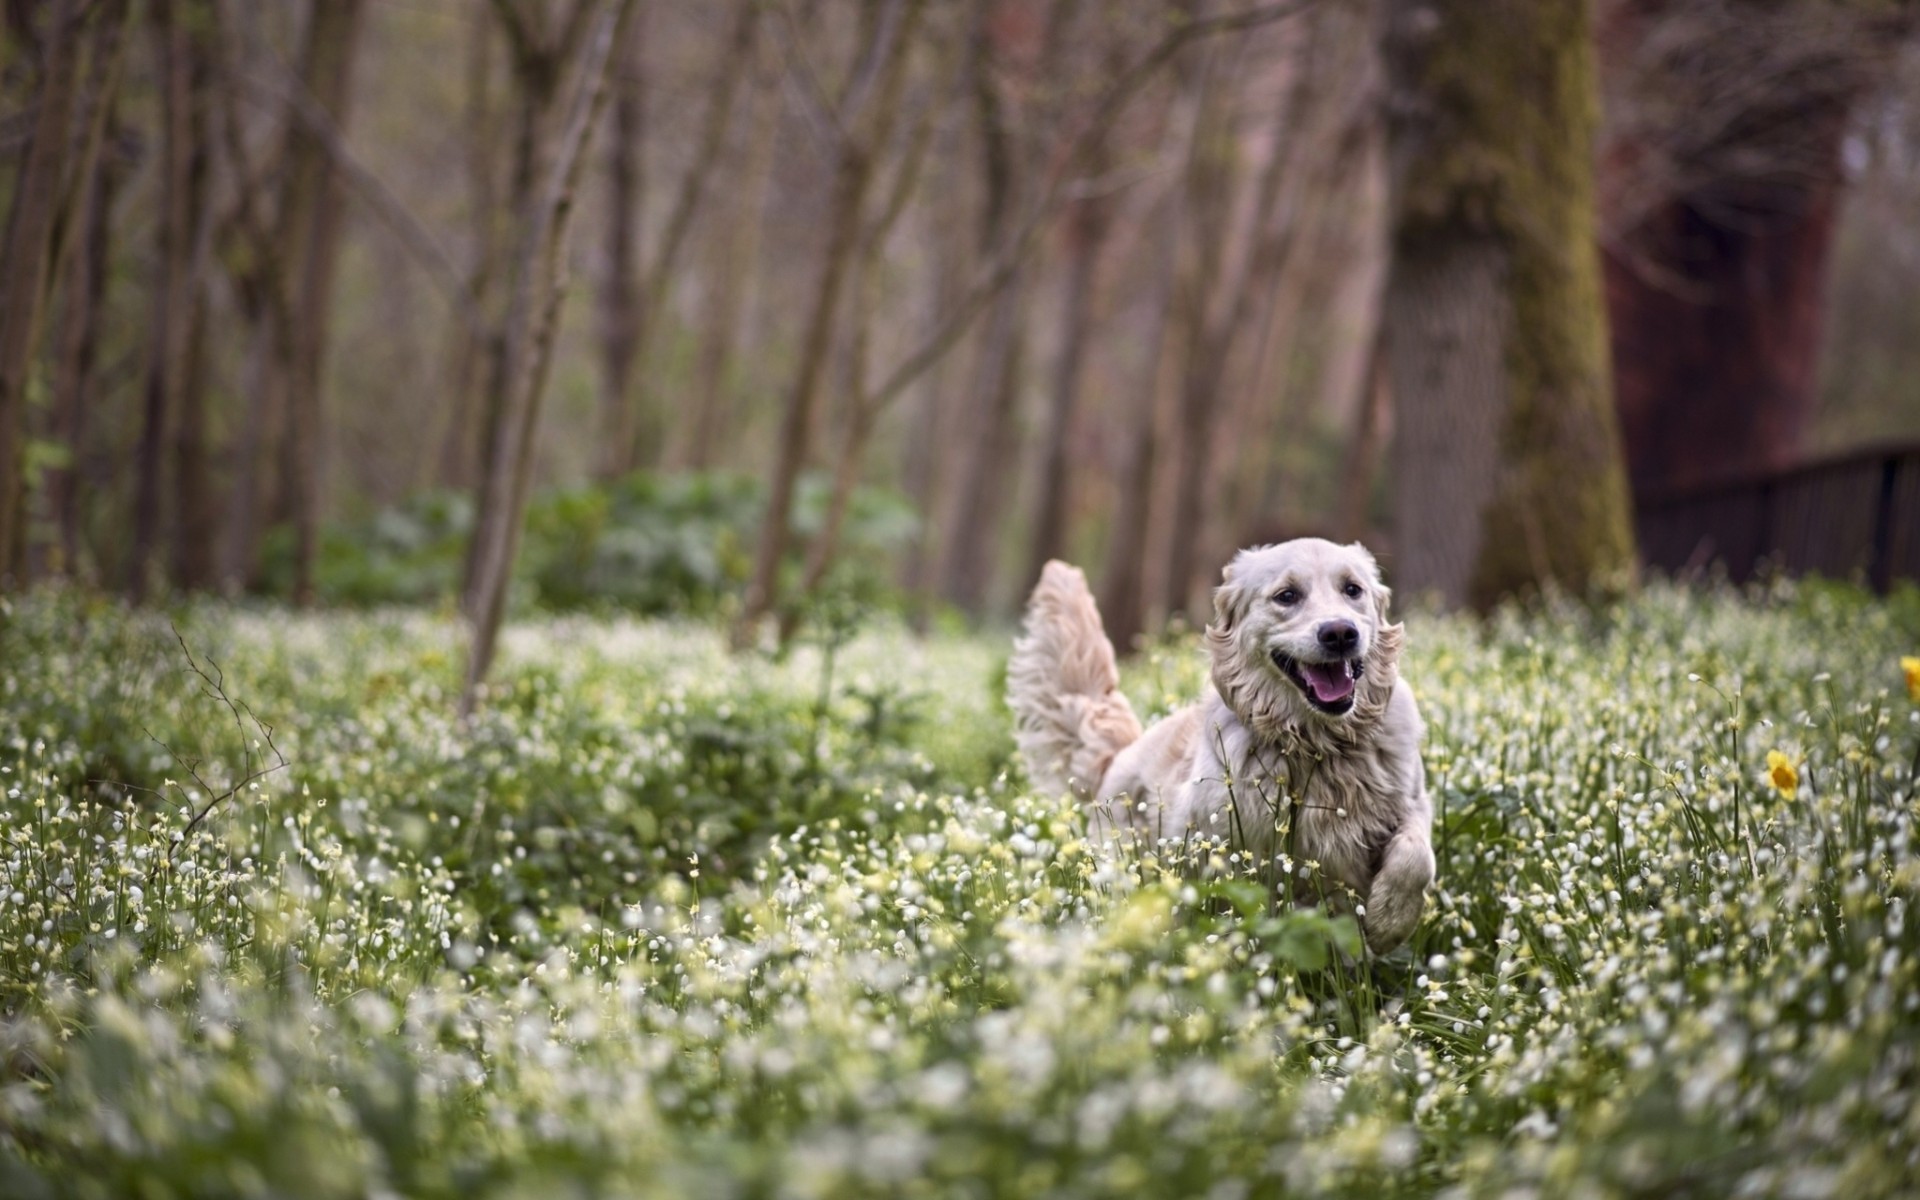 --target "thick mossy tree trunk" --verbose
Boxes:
[1382,0,1635,609]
